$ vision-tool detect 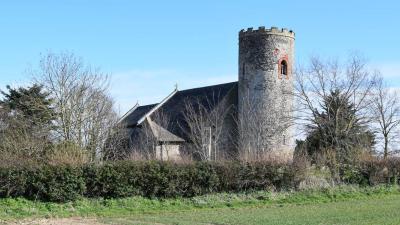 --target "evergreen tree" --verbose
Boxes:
[0,84,55,128]
[297,90,375,175]
[0,84,56,165]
